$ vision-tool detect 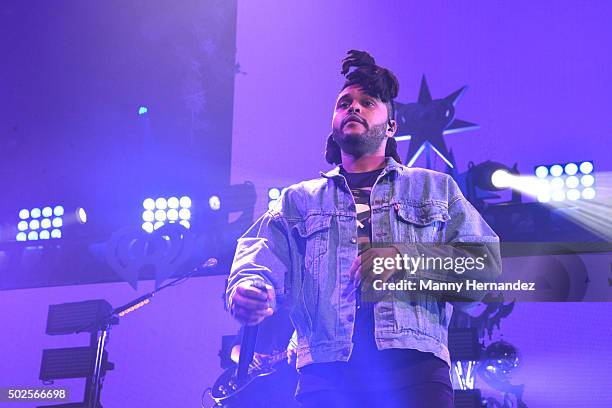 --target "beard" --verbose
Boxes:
[332,121,387,158]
